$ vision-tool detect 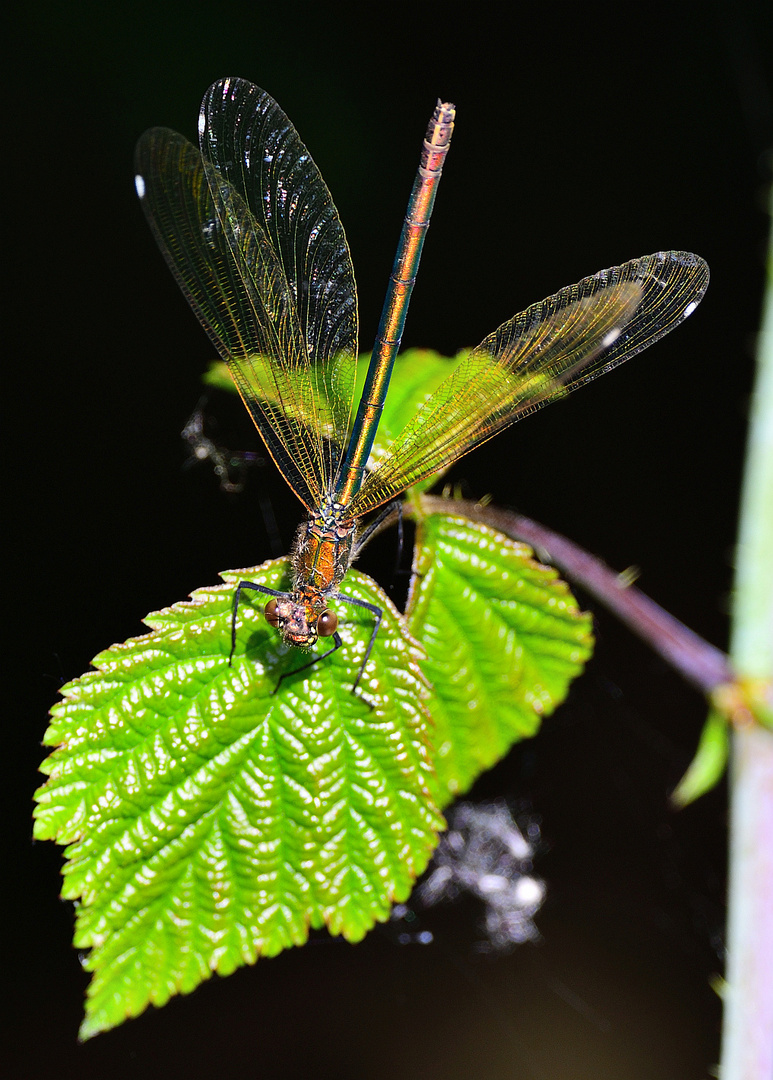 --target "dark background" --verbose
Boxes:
[7,1,771,1076]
